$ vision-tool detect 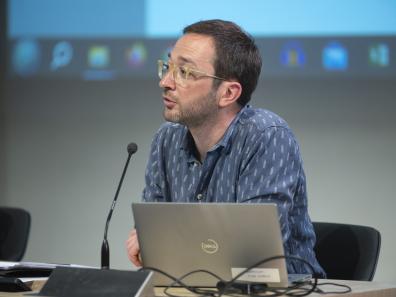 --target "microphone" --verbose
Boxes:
[101,142,138,269]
